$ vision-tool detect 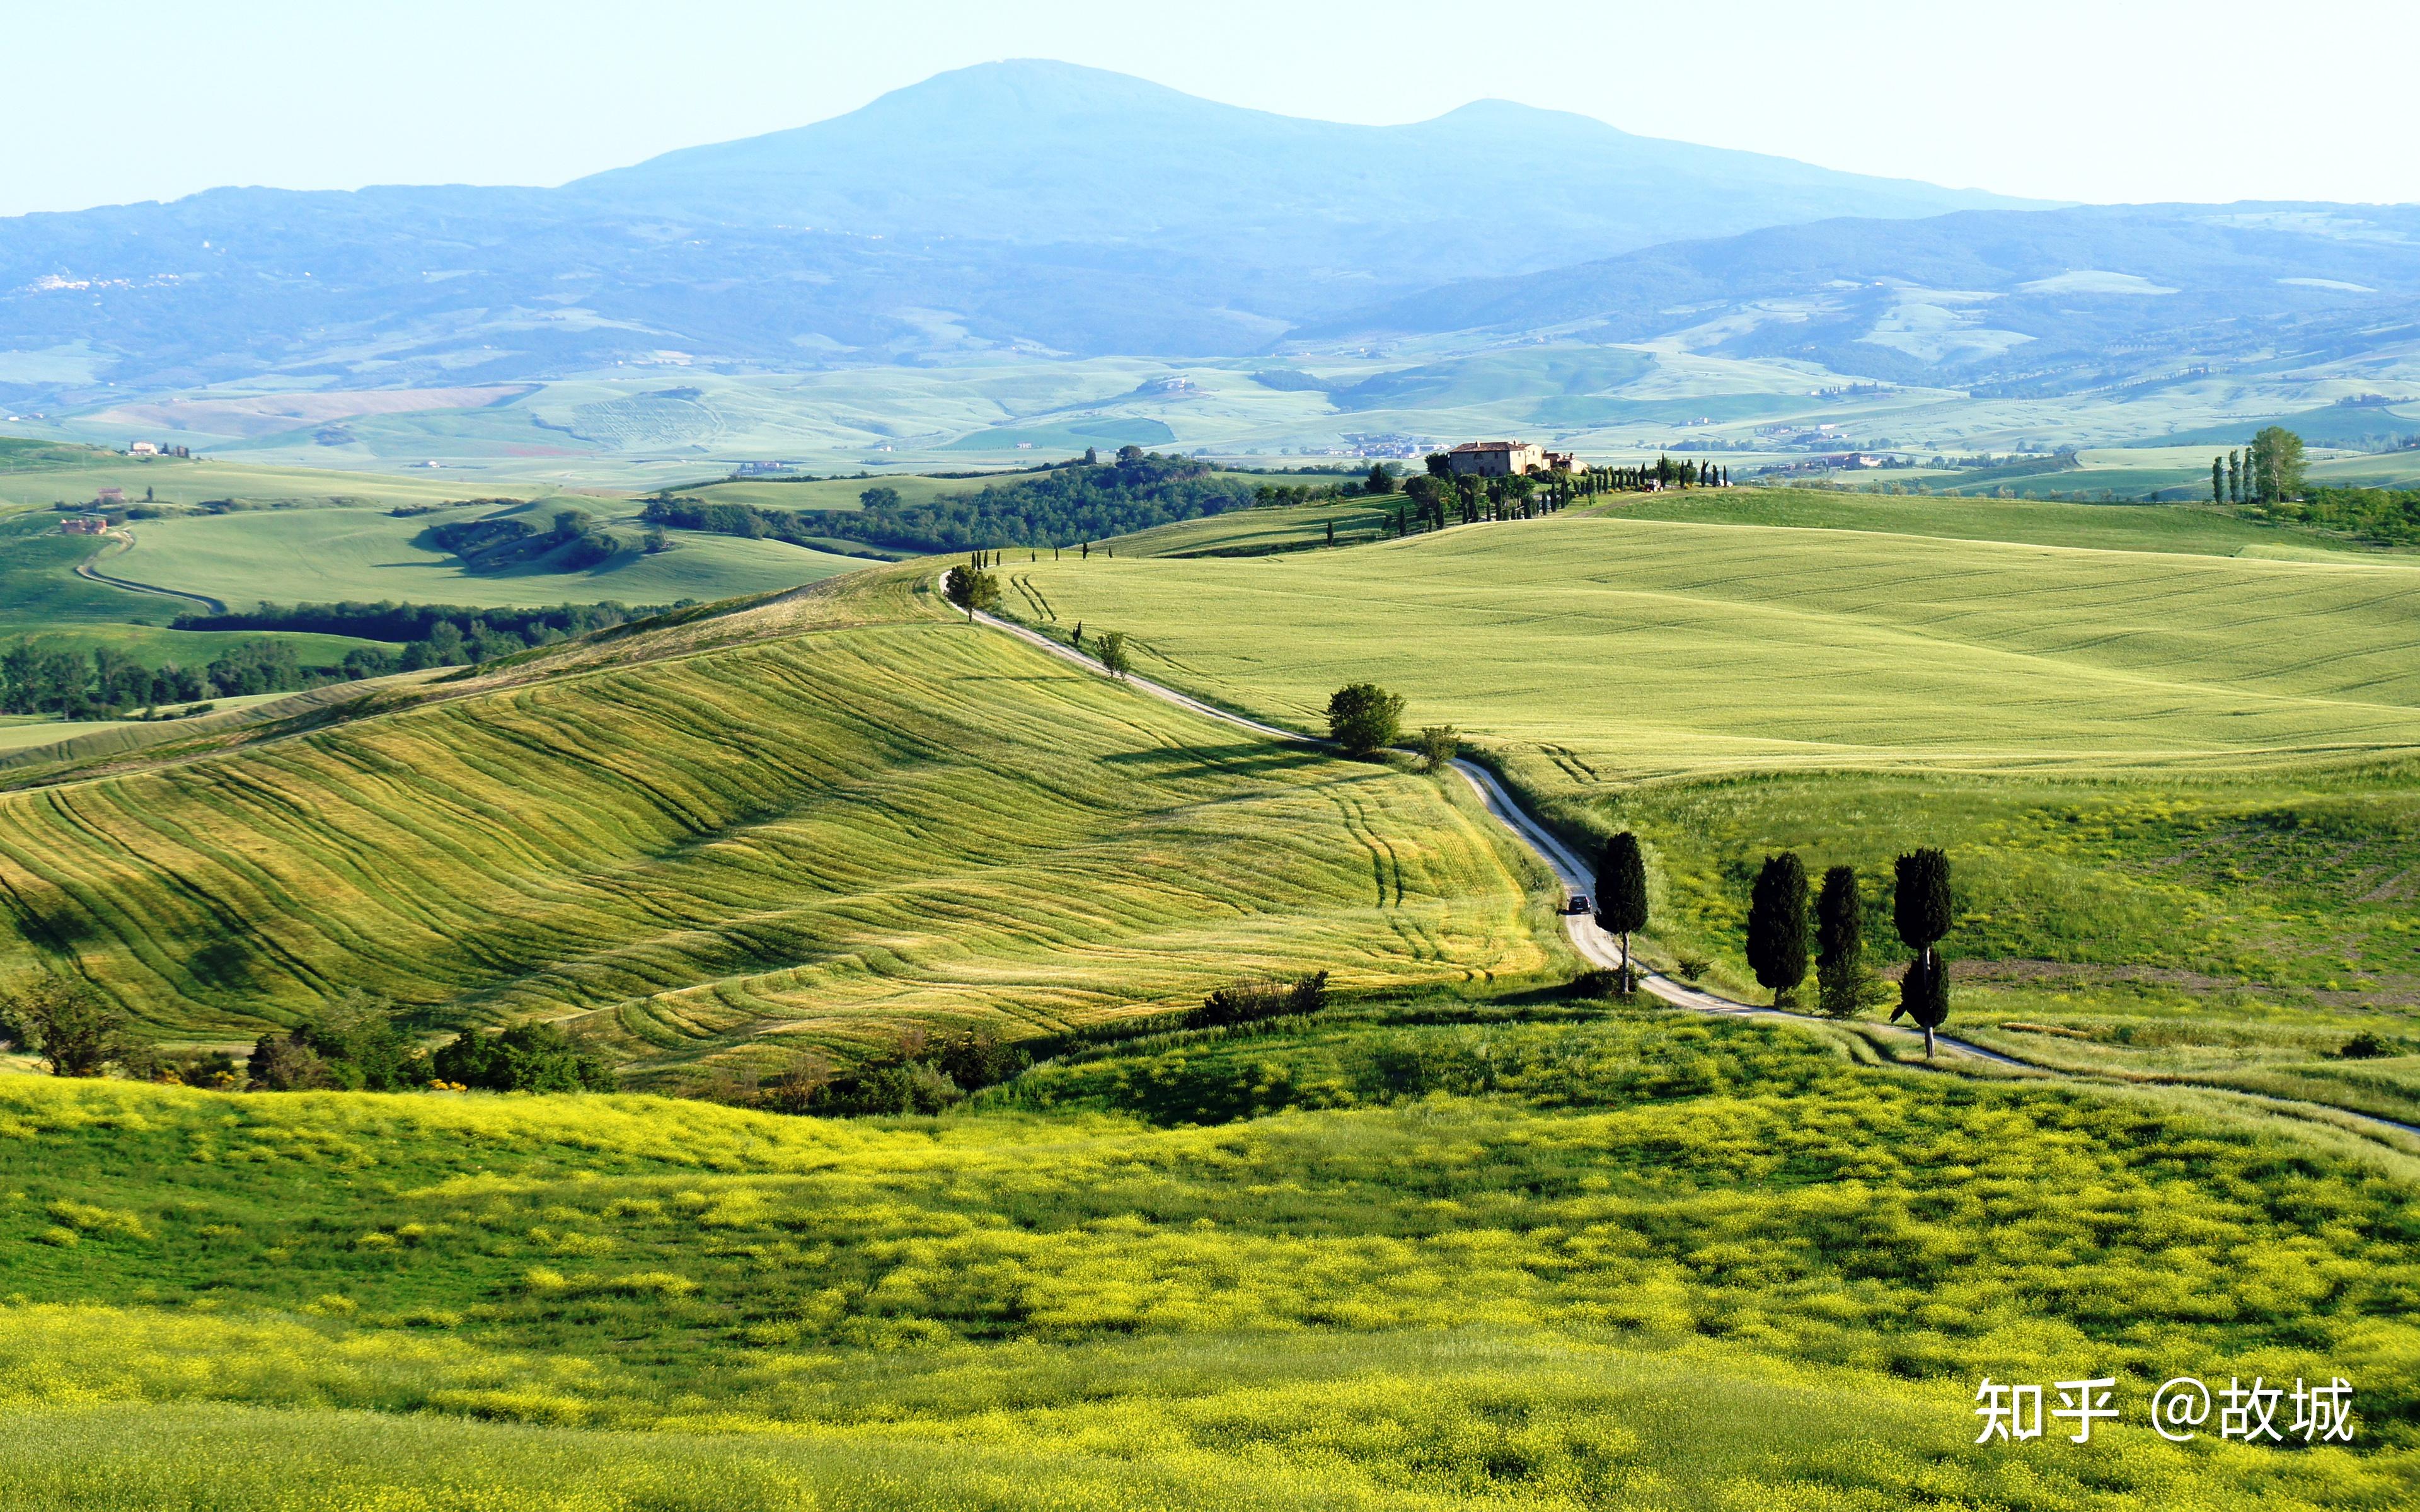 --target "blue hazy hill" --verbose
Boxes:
[0,60,2039,396]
